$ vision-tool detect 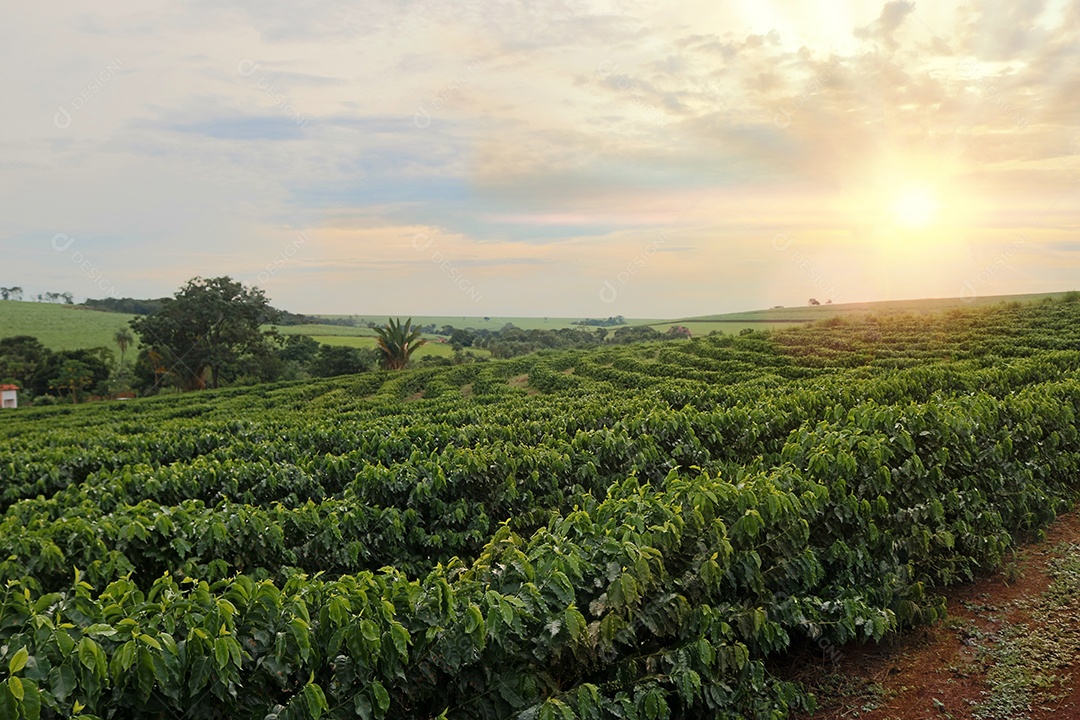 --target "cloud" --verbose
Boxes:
[855,1,917,50]
[2,0,1076,315]
[167,116,307,140]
